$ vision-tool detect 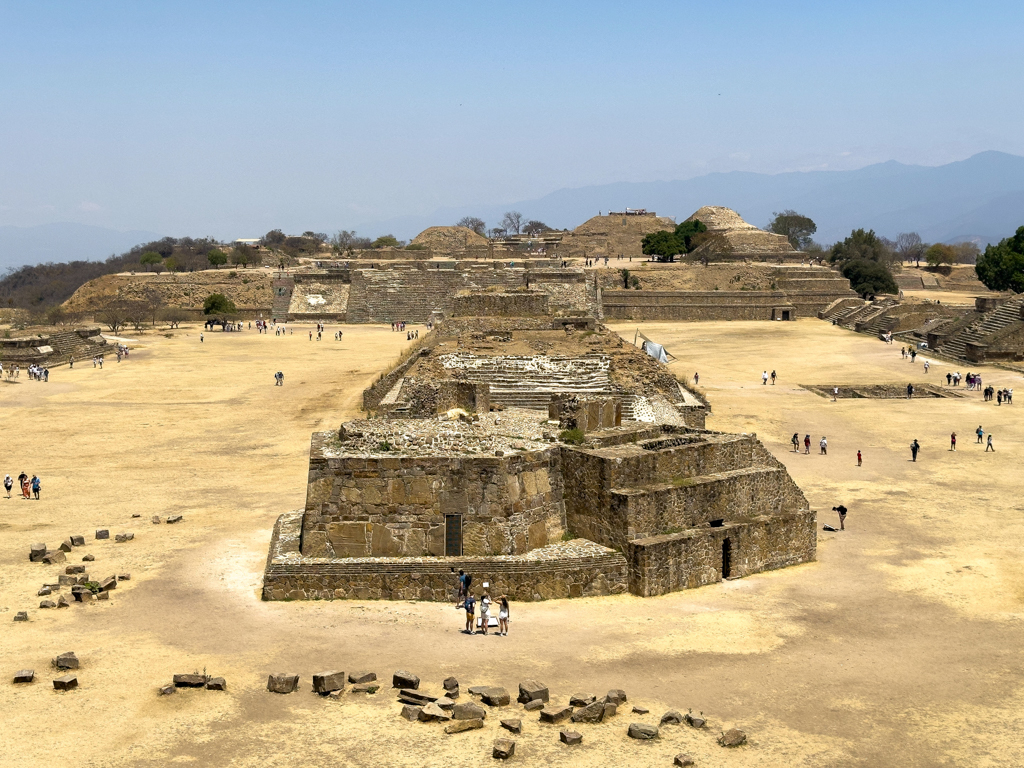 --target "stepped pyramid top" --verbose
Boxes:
[684,206,760,232]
